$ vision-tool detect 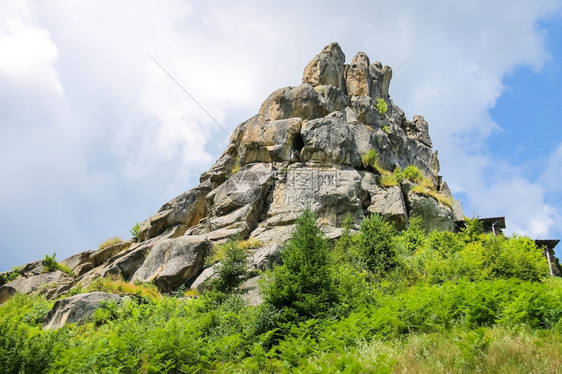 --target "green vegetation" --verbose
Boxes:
[376,97,388,118]
[0,267,21,284]
[206,238,262,266]
[41,253,73,276]
[130,222,141,241]
[98,236,123,250]
[68,277,162,301]
[376,164,454,208]
[231,155,241,175]
[209,240,250,293]
[1,211,560,373]
[361,149,378,169]
[263,208,337,321]
[382,125,391,133]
